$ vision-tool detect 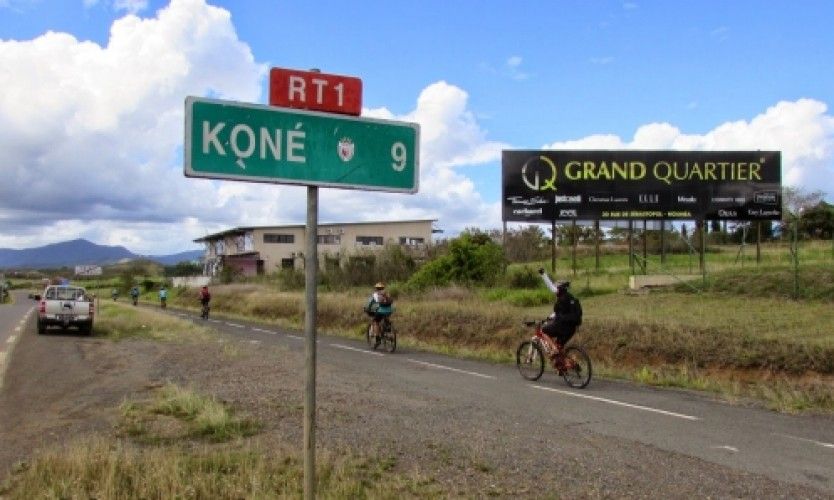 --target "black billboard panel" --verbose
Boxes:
[502,150,781,221]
